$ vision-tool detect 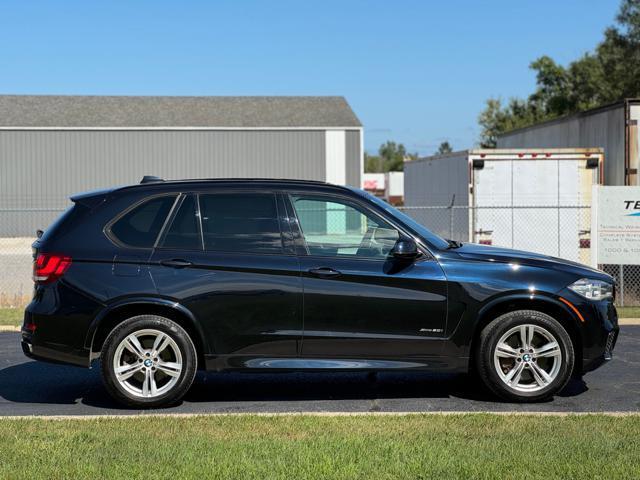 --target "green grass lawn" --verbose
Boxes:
[0,308,22,327]
[618,306,640,318]
[0,305,638,328]
[0,414,638,479]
